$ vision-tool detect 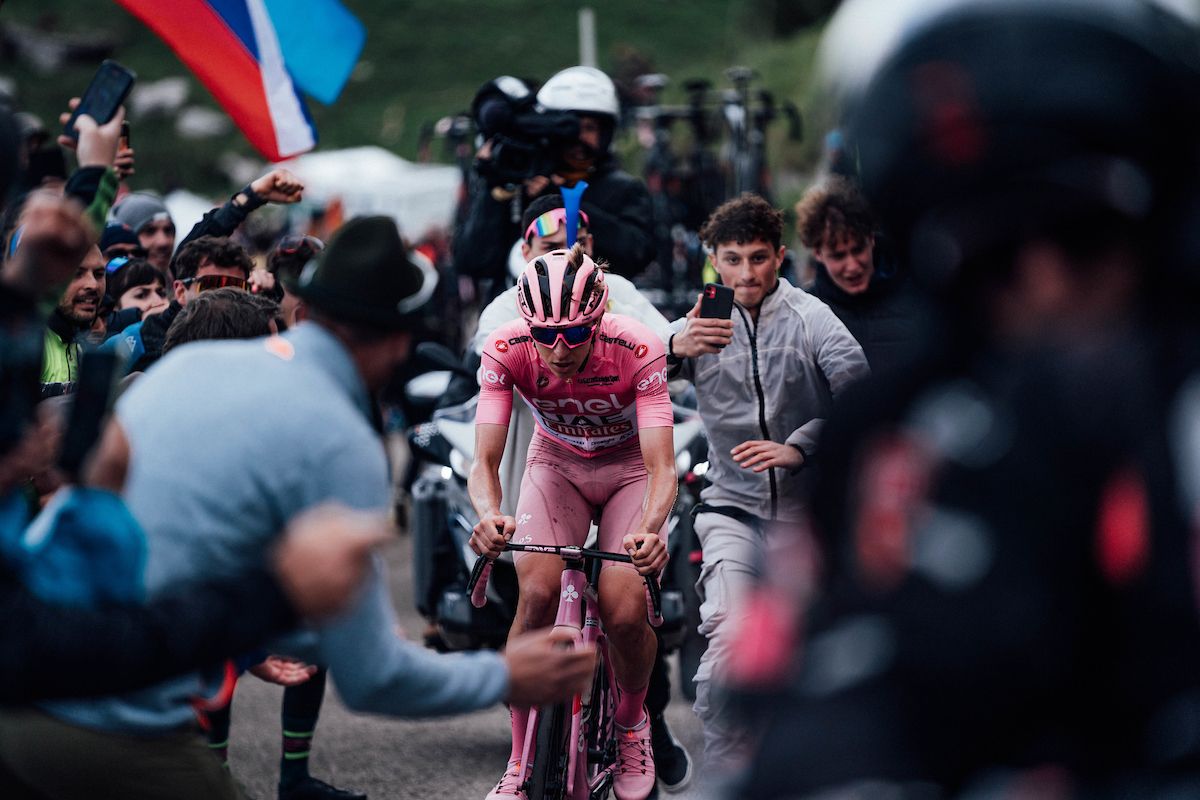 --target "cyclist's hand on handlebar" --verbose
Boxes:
[470,513,516,558]
[503,629,596,706]
[672,295,734,358]
[623,532,668,575]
